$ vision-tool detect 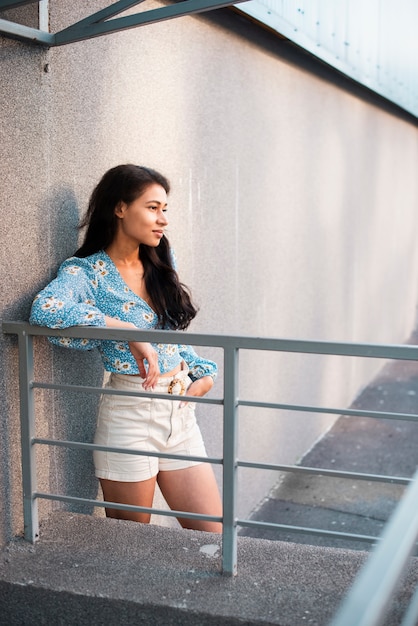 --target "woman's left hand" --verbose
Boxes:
[179,375,214,408]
